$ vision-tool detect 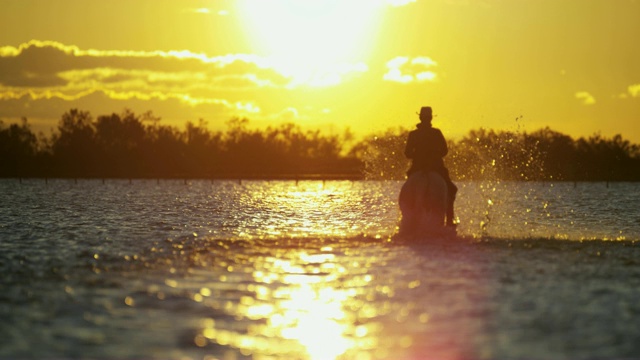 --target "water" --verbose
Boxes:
[1,179,640,359]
